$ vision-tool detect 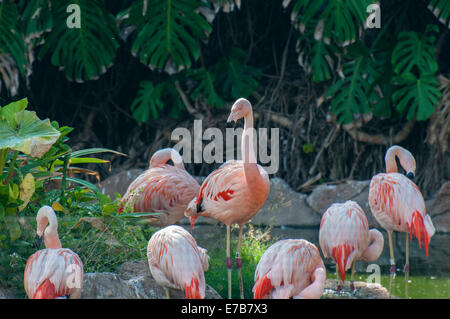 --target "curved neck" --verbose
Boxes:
[241,110,261,189]
[361,229,384,262]
[37,206,62,249]
[150,148,185,170]
[385,145,415,174]
[295,263,326,299]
